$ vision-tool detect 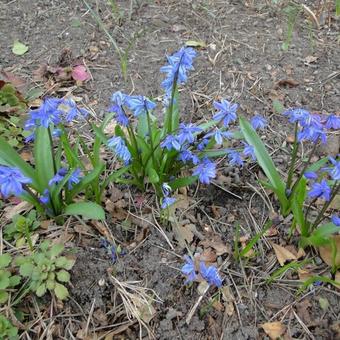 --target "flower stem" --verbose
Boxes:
[286,122,299,190]
[47,126,57,175]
